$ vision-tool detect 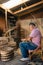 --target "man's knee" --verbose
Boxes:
[19,42,24,47]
